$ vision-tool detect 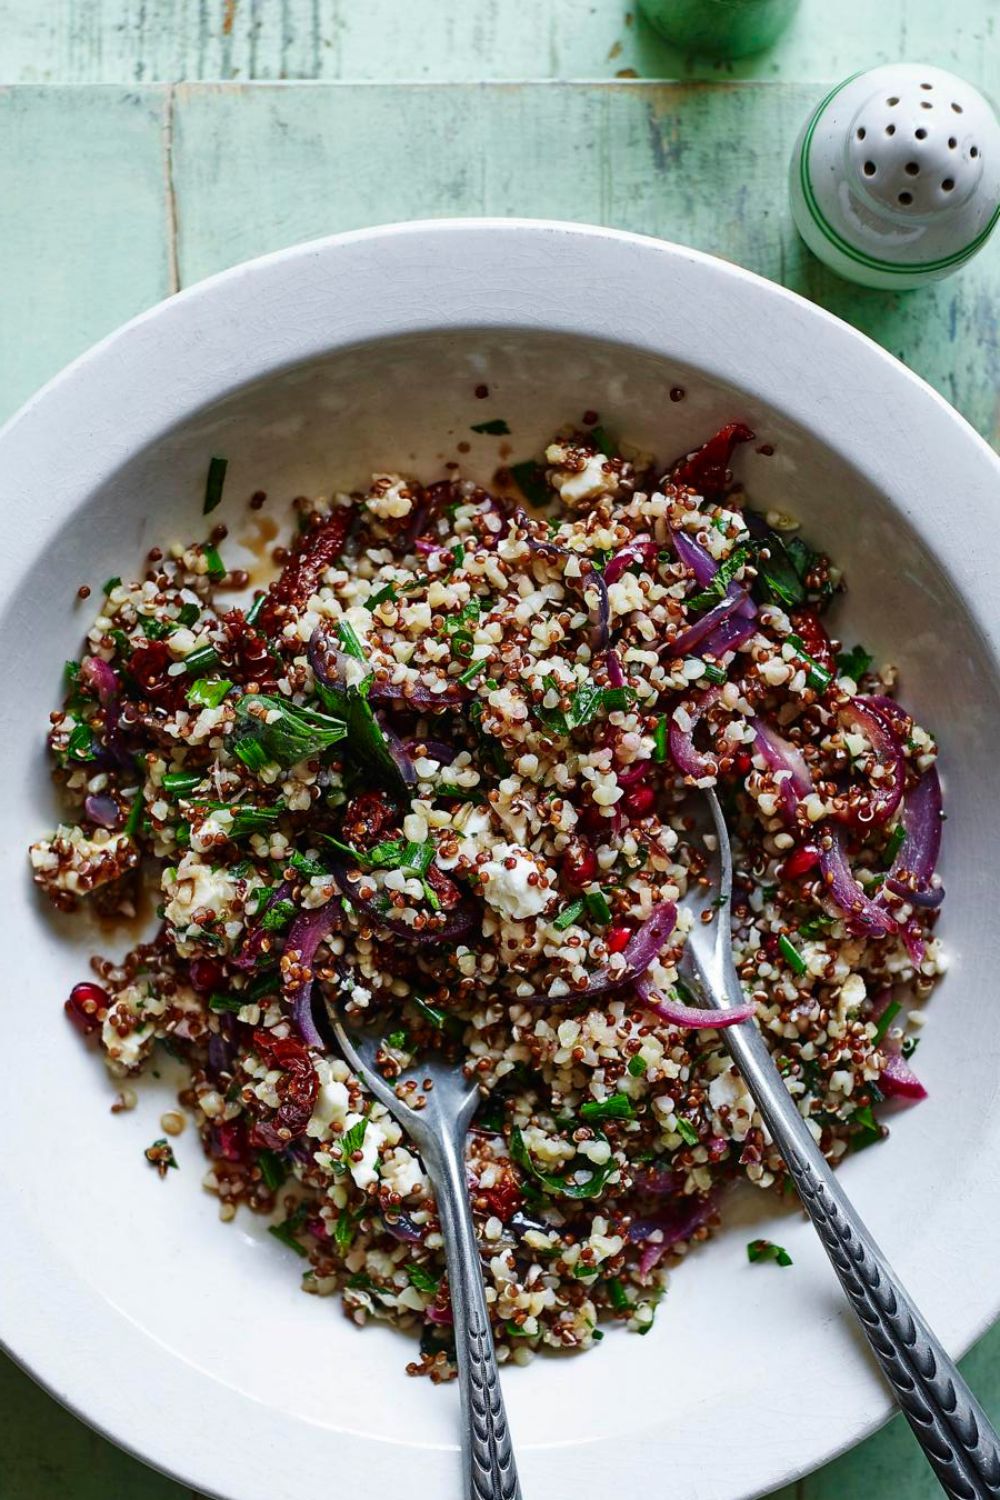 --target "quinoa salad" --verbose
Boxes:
[30,418,945,1378]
